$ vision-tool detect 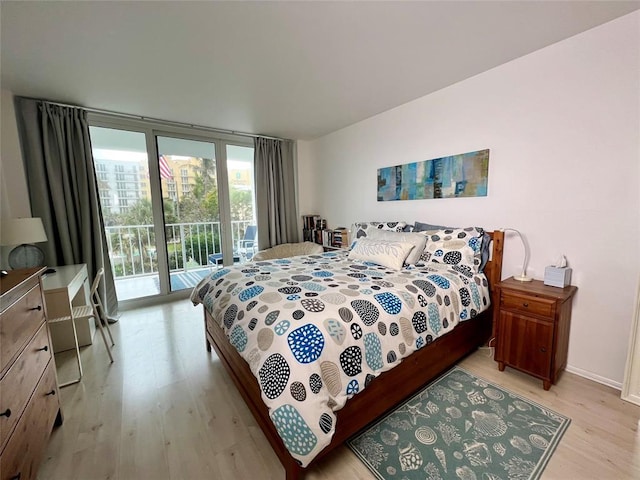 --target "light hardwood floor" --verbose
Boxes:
[39,300,640,480]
